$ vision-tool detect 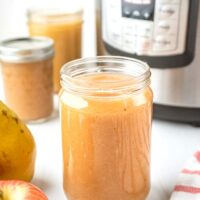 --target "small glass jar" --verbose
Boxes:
[27,7,83,93]
[59,56,153,200]
[0,37,54,122]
